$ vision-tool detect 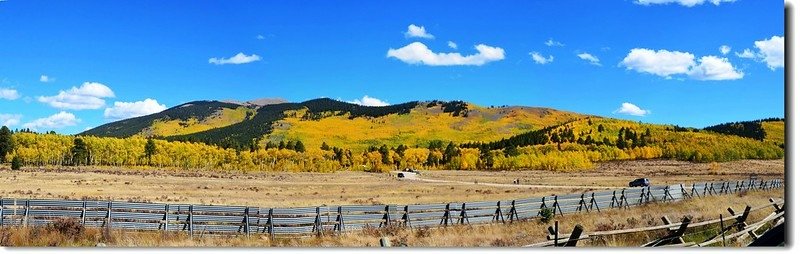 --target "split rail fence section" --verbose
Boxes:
[0,178,782,238]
